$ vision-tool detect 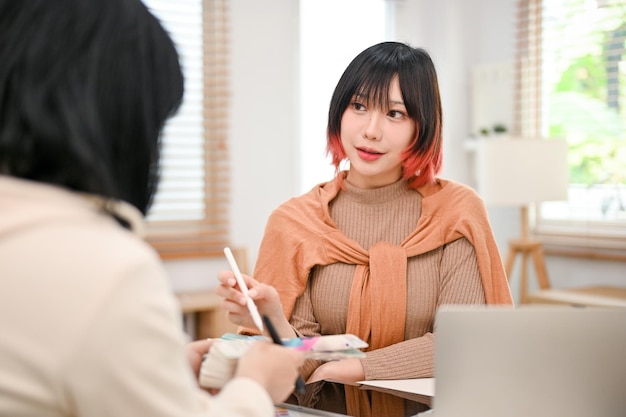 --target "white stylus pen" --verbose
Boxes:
[223,247,264,332]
